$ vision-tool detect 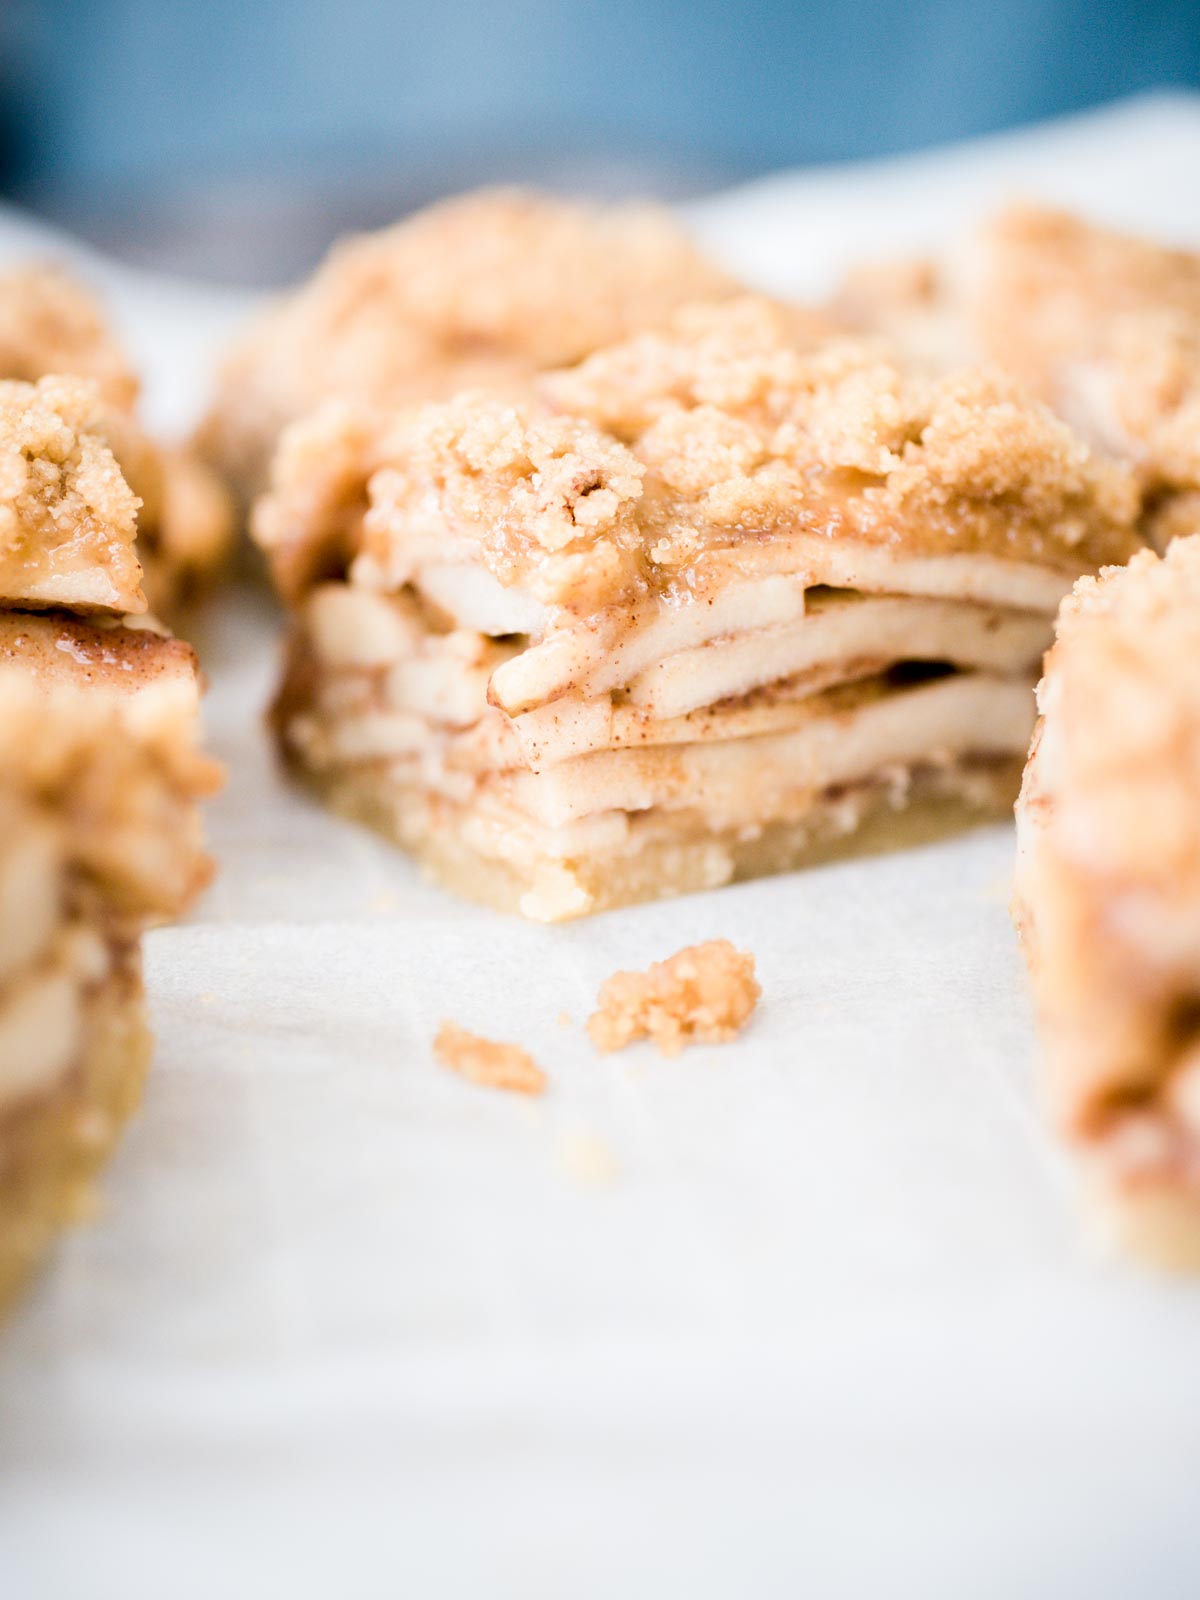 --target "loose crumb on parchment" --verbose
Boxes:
[553,1129,620,1187]
[587,939,761,1057]
[434,1021,548,1095]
